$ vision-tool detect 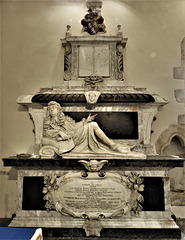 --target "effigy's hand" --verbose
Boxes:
[86,114,97,123]
[57,132,72,141]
